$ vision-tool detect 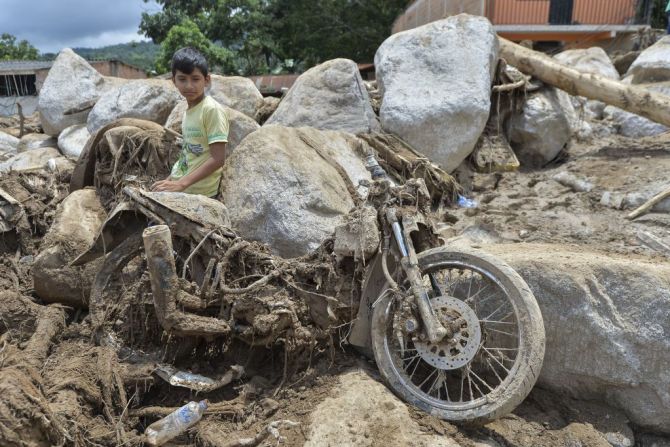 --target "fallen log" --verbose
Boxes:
[498,37,670,128]
[626,186,670,220]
